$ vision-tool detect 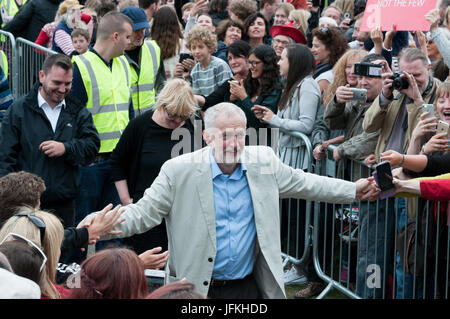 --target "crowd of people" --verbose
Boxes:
[0,0,449,300]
